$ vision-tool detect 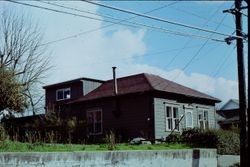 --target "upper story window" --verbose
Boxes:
[166,105,179,131]
[198,109,209,129]
[56,88,71,101]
